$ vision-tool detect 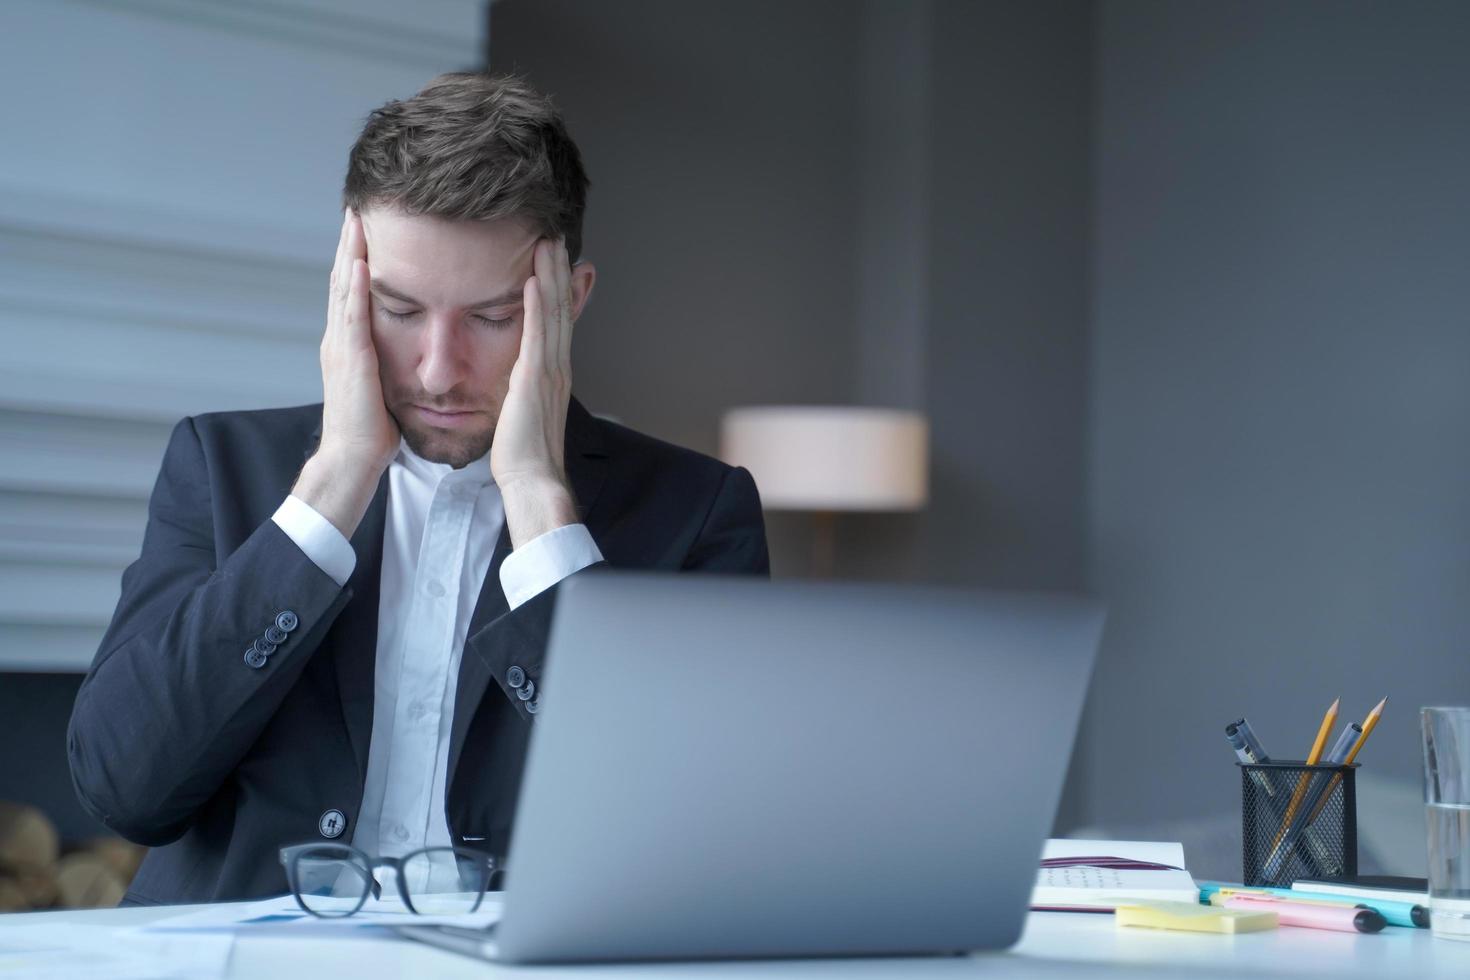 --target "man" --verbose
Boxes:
[67,73,769,906]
